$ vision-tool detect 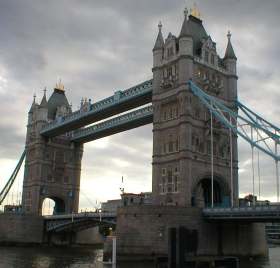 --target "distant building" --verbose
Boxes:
[121,192,152,206]
[101,199,122,213]
[239,195,270,207]
[101,192,152,213]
